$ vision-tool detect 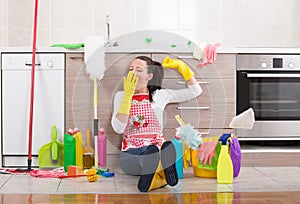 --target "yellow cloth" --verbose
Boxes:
[183,141,190,170]
[146,162,167,191]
